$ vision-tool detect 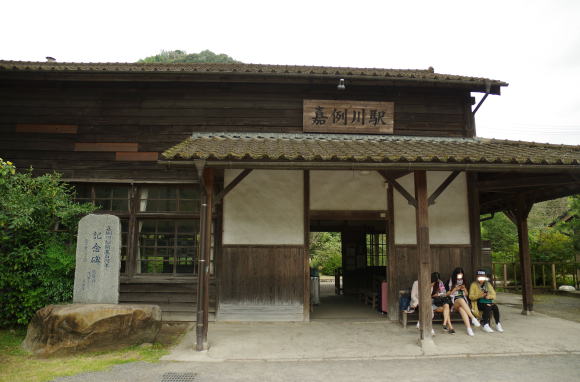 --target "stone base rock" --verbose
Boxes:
[23,304,162,356]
